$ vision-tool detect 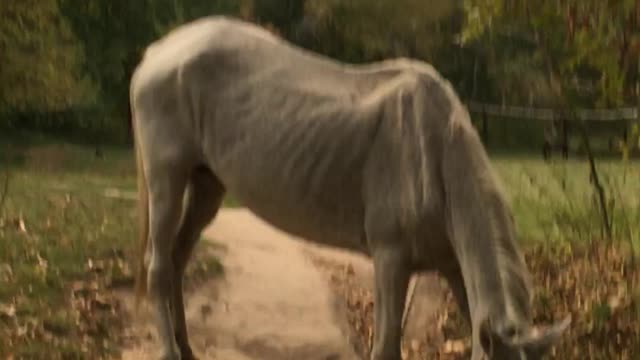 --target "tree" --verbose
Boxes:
[302,0,462,63]
[59,0,241,140]
[0,0,92,115]
[461,0,640,107]
[60,1,156,108]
